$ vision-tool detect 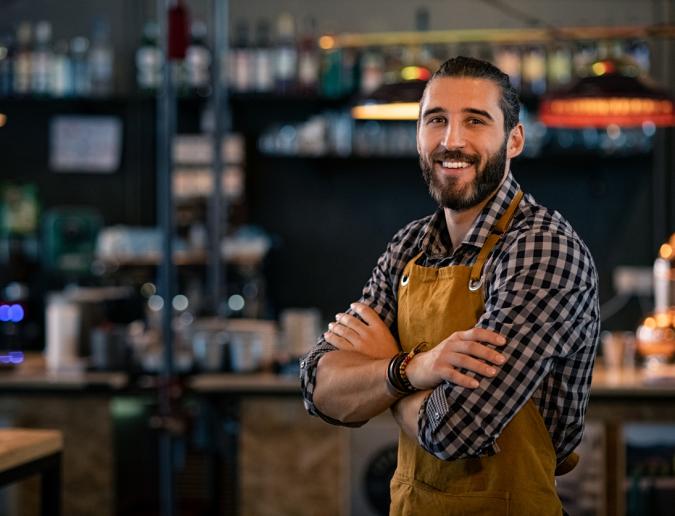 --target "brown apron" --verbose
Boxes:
[391,191,564,515]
